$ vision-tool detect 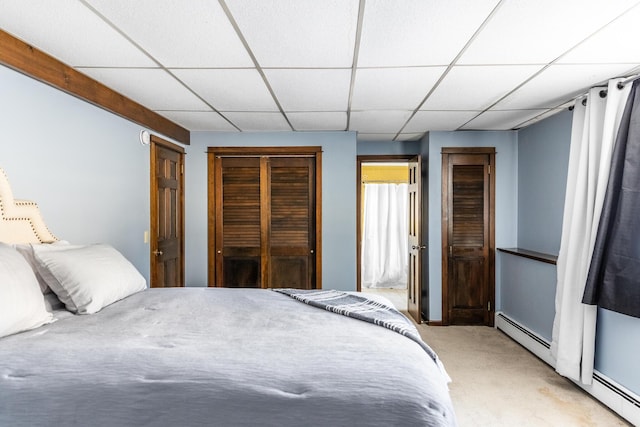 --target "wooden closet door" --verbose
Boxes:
[268,157,315,289]
[209,147,320,289]
[441,148,495,326]
[215,157,262,287]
